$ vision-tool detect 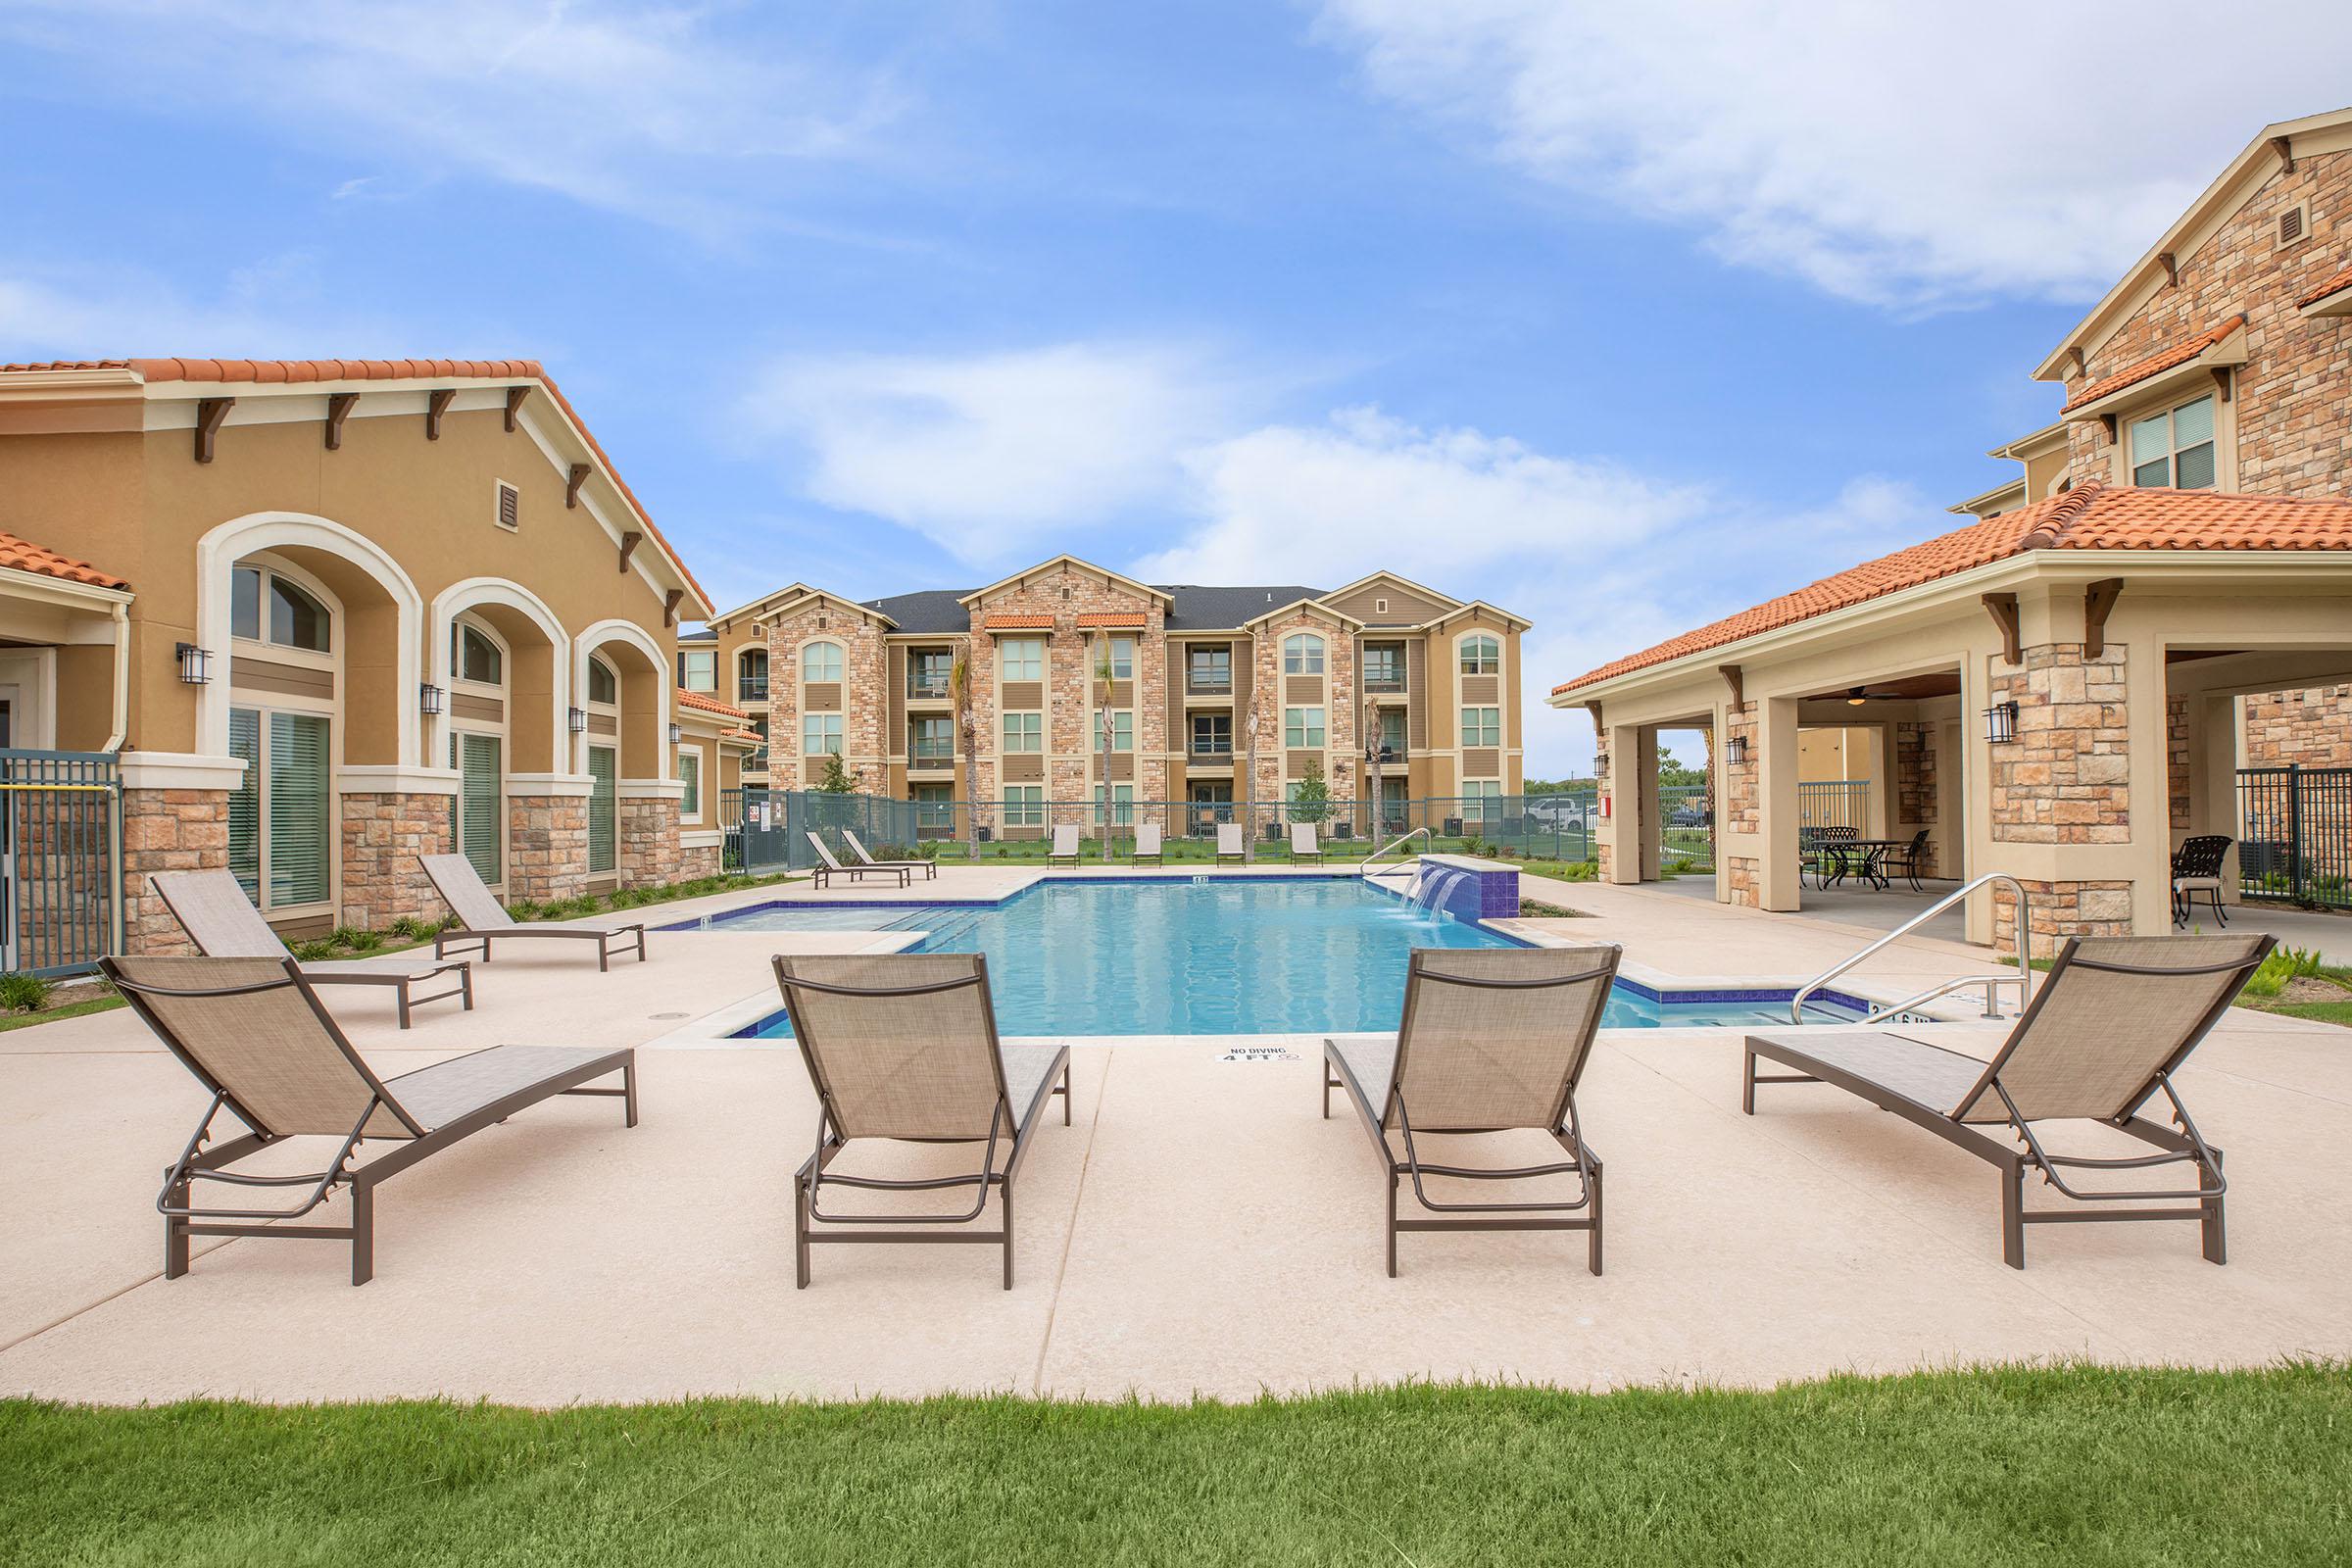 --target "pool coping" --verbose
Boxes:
[645,872,1968,1048]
